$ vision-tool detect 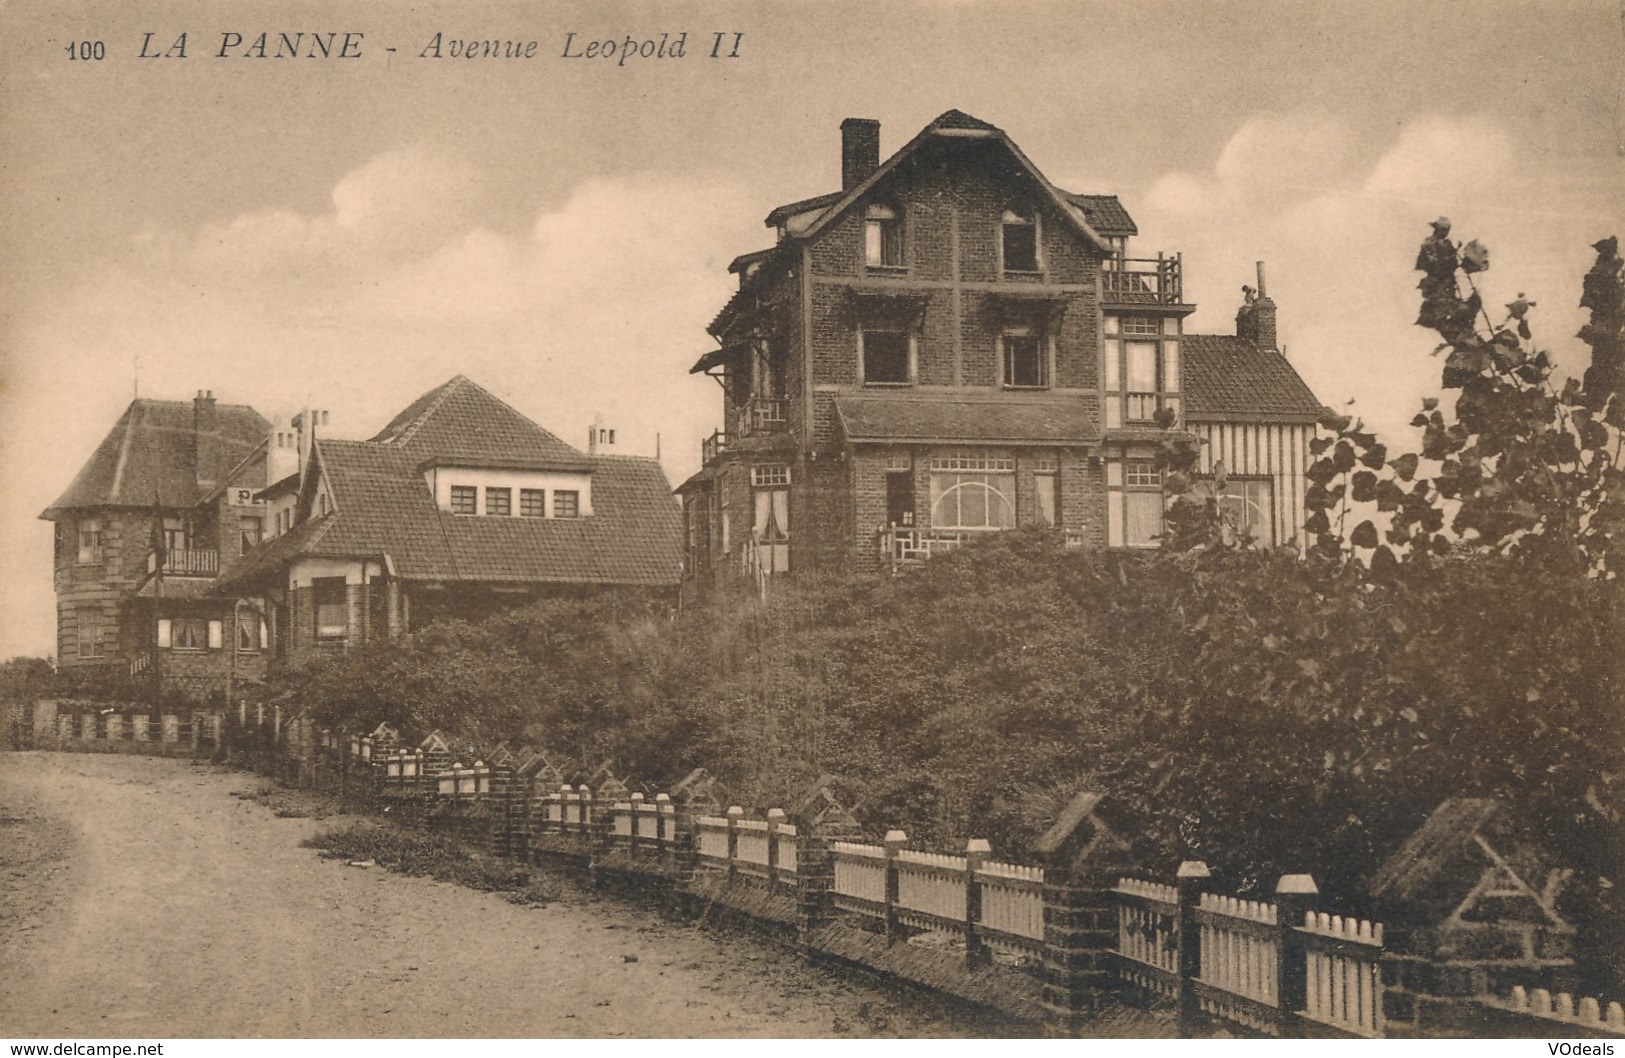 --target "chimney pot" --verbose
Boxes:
[840,118,881,191]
